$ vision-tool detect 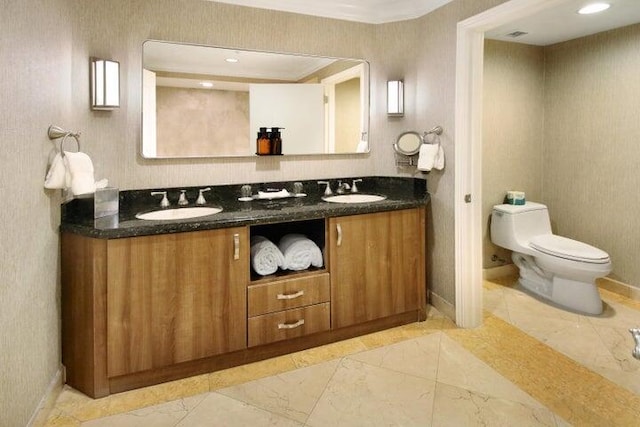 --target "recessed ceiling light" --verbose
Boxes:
[578,2,611,14]
[199,81,214,88]
[225,58,239,63]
